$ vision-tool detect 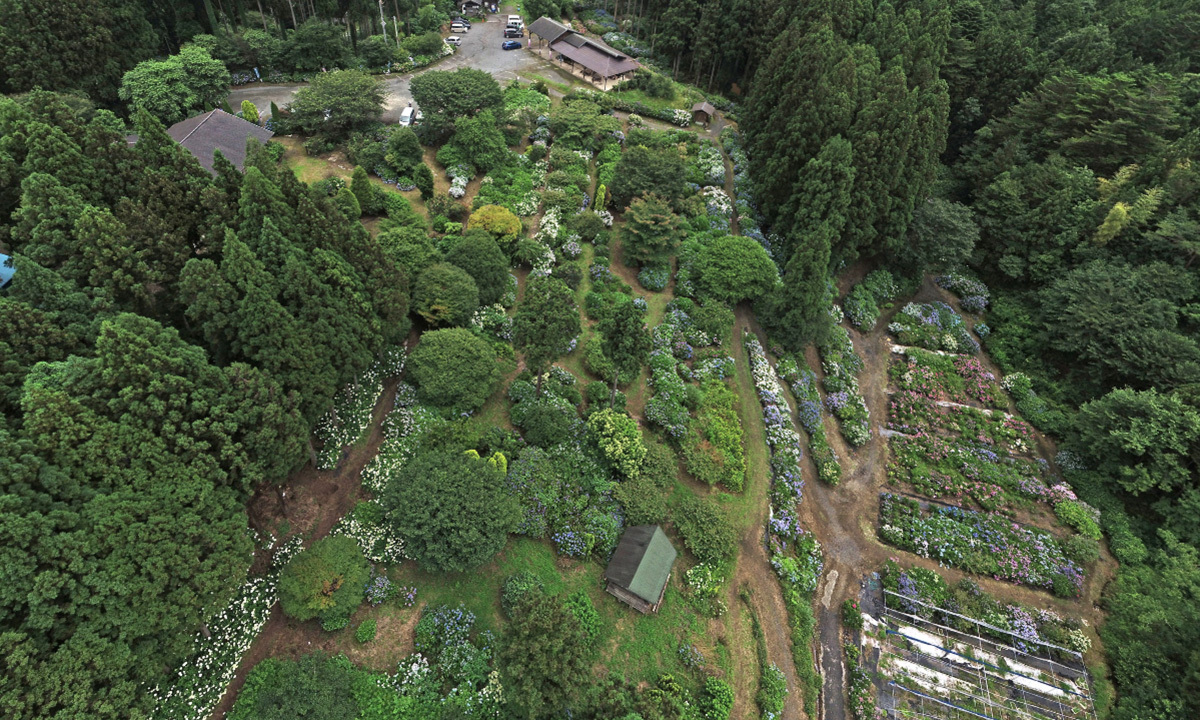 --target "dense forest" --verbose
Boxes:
[2,0,1199,719]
